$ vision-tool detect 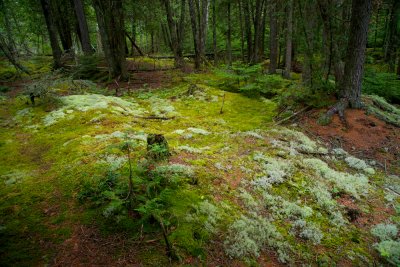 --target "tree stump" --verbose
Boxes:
[146,134,170,160]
